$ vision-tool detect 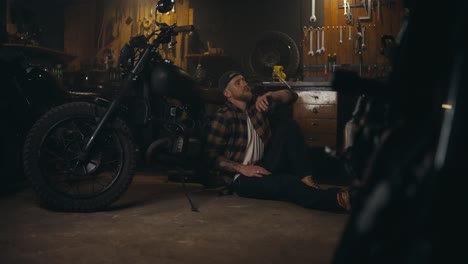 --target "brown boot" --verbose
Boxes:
[301,175,322,189]
[336,188,351,212]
